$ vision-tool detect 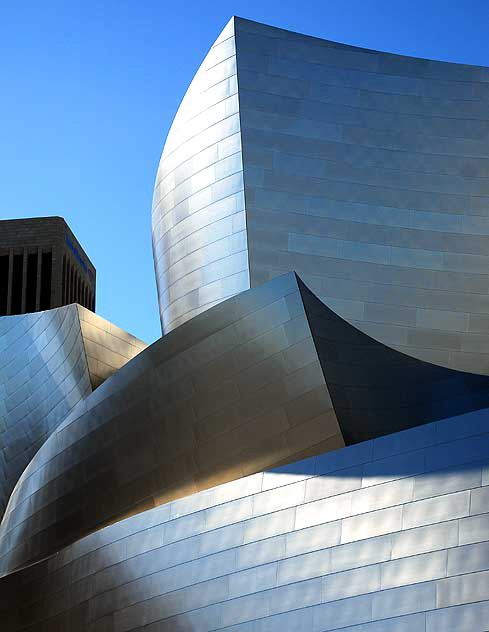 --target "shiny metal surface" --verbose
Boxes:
[153,16,489,374]
[76,305,148,389]
[152,17,249,334]
[0,305,147,520]
[2,16,489,632]
[1,410,488,631]
[0,306,91,518]
[237,17,489,374]
[0,273,343,575]
[2,271,489,578]
[297,277,489,444]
